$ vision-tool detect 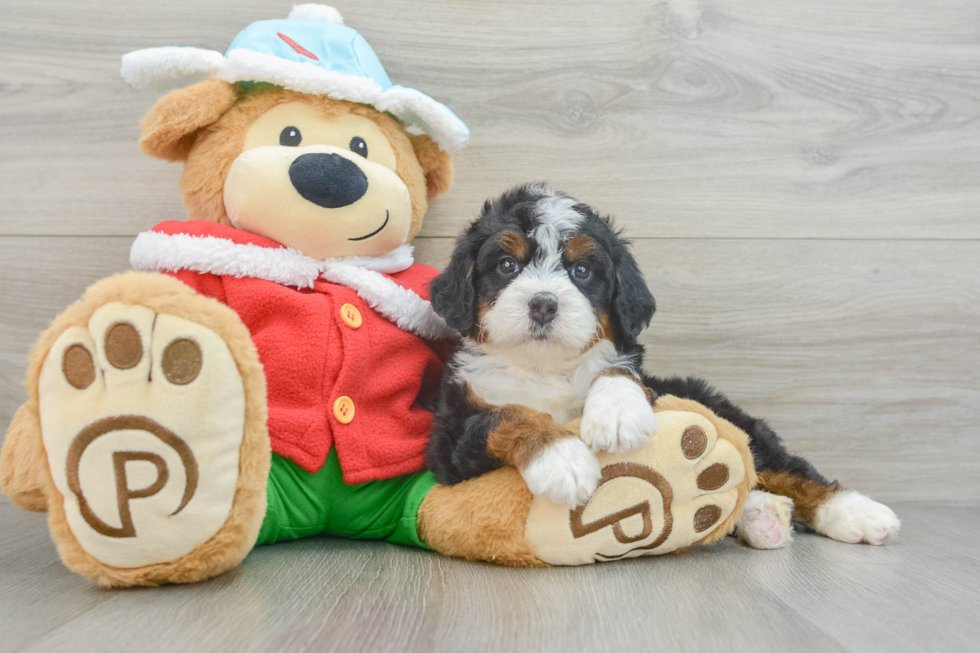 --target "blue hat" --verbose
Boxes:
[121,4,469,152]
